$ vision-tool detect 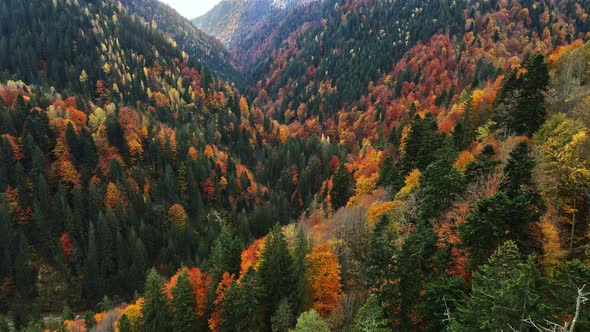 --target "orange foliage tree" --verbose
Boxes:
[208,272,235,332]
[60,232,74,263]
[165,267,211,317]
[305,243,343,317]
